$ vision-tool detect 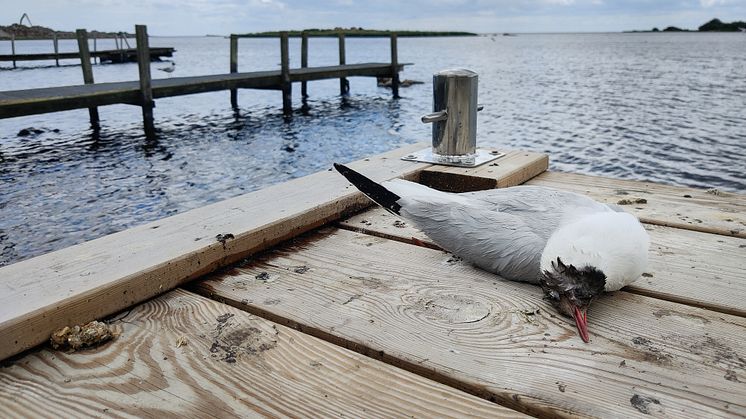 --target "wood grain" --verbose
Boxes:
[419,150,548,192]
[0,143,430,361]
[195,228,746,418]
[339,207,746,317]
[0,289,525,418]
[526,172,746,238]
